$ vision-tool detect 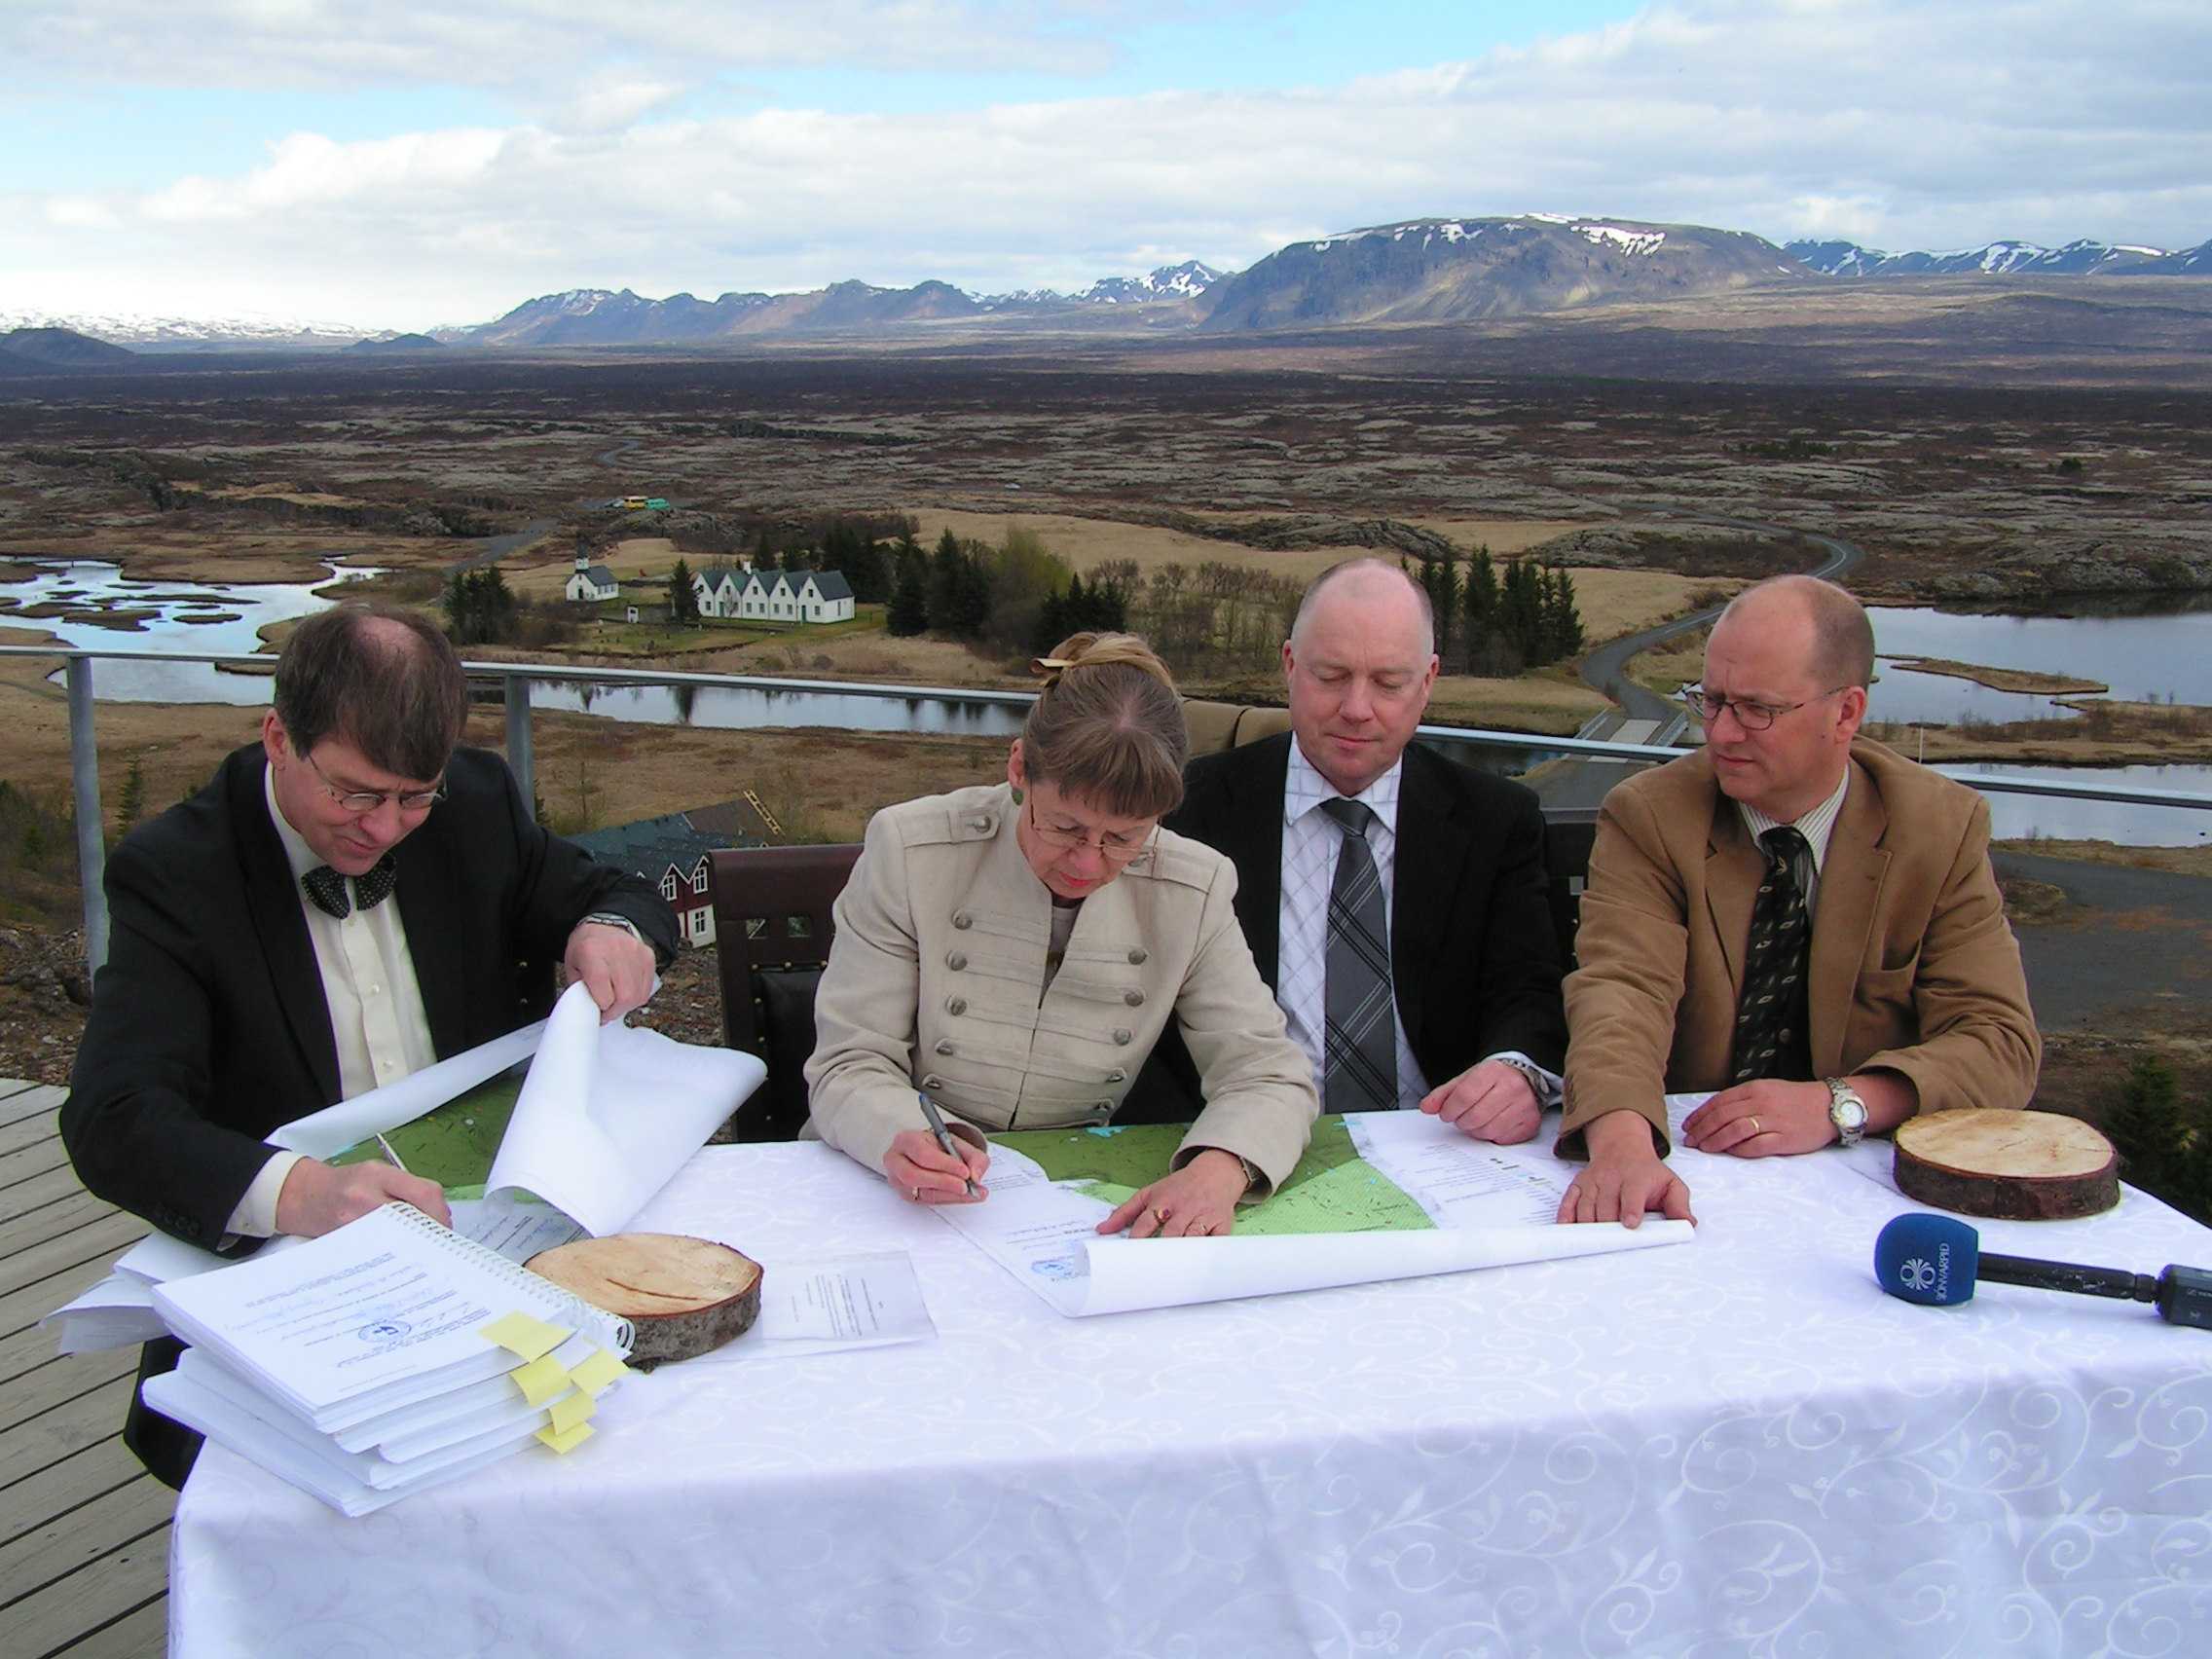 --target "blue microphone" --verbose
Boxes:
[1874,1213,2212,1327]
